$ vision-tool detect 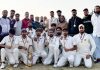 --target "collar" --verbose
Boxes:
[2,16,7,19]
